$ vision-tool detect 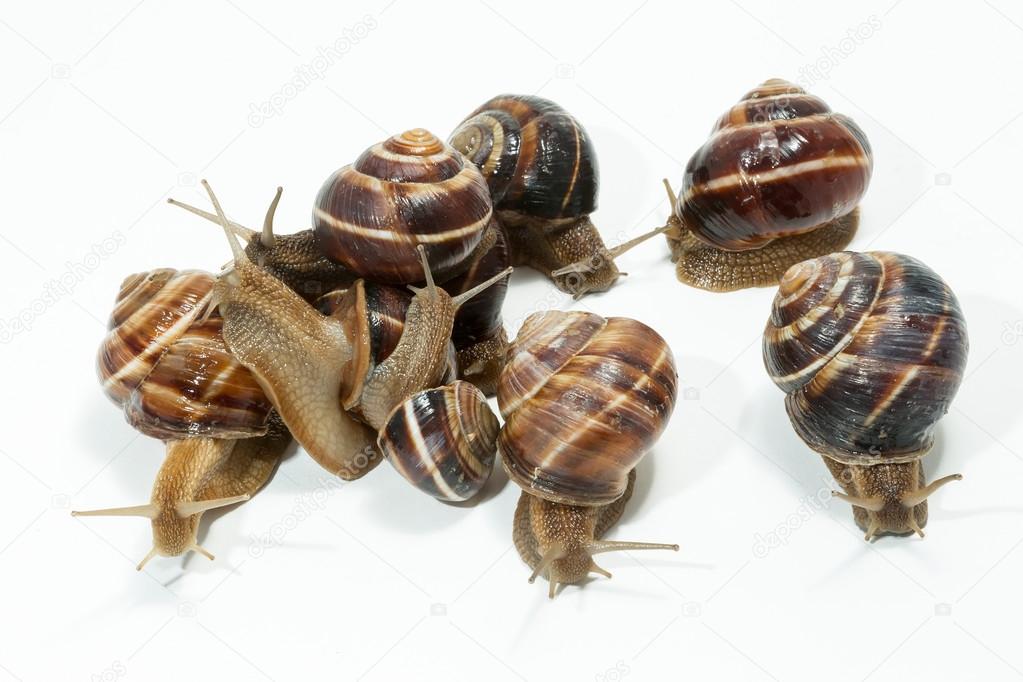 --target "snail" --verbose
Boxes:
[660,78,873,292]
[378,381,499,502]
[313,128,494,285]
[450,94,664,299]
[763,251,969,539]
[73,269,290,568]
[168,187,356,302]
[195,180,511,477]
[497,310,679,597]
